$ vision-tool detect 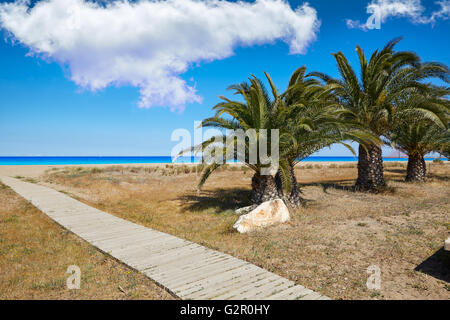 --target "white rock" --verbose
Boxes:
[233,199,290,233]
[445,236,450,251]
